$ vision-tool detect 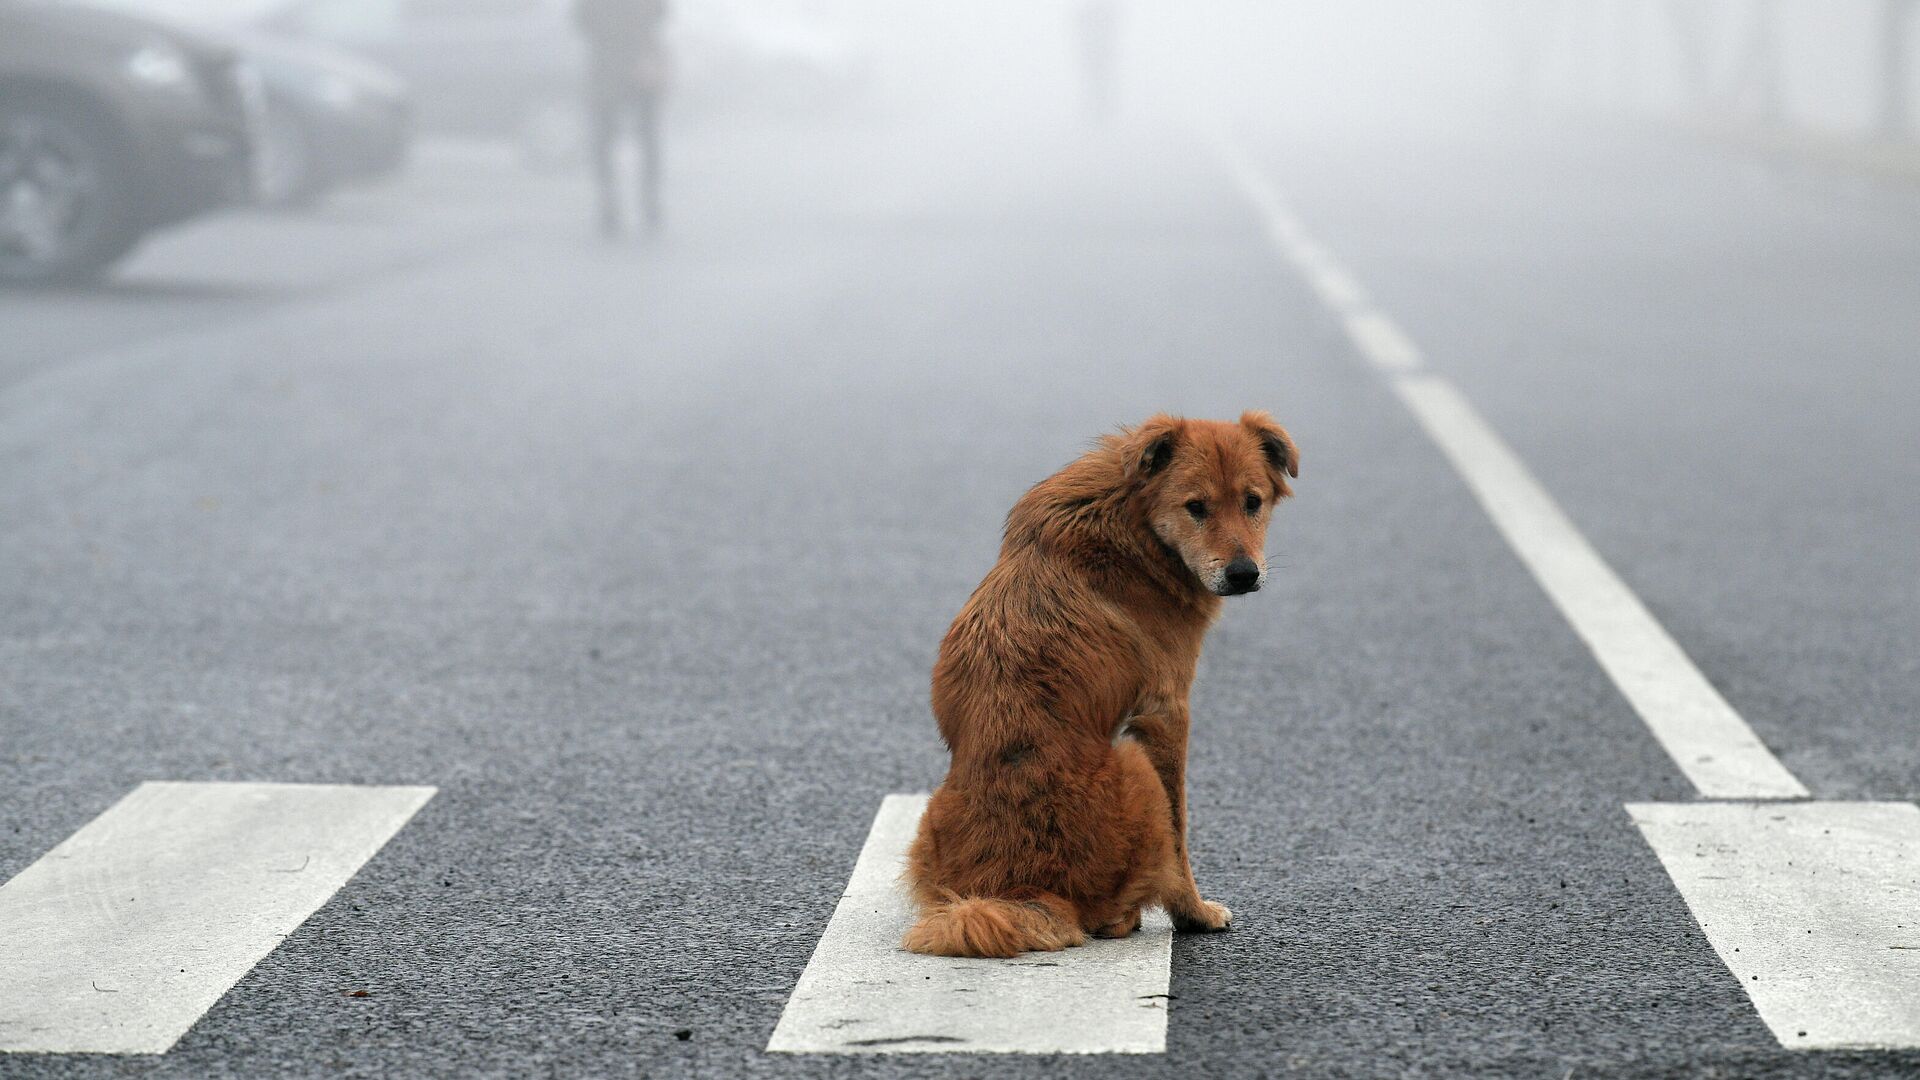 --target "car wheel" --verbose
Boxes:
[255,101,323,209]
[0,100,142,286]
